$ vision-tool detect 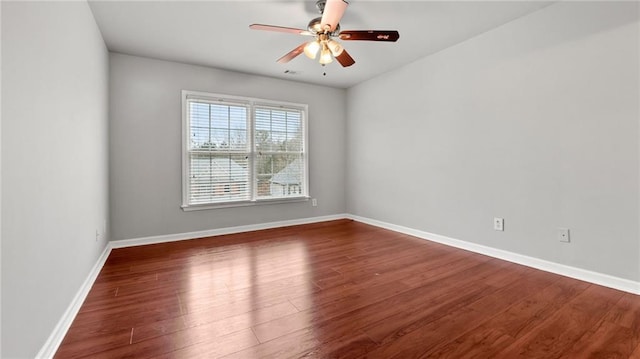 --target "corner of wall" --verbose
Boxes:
[0,1,4,355]
[35,243,112,359]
